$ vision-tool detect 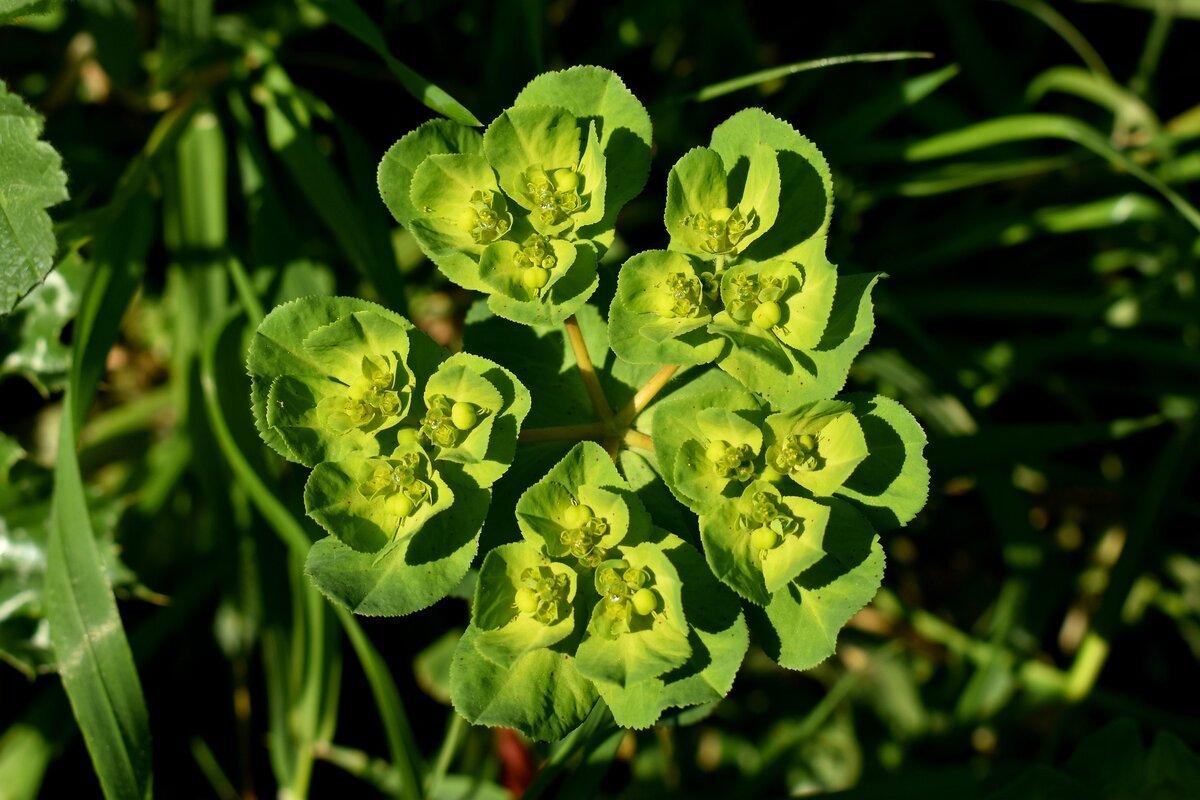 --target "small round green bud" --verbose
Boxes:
[451,402,478,431]
[705,440,729,463]
[514,587,539,614]
[709,206,733,223]
[395,427,421,447]
[562,503,593,529]
[752,301,782,330]
[552,169,579,192]
[798,433,818,450]
[522,267,550,289]
[750,526,779,551]
[632,588,658,616]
